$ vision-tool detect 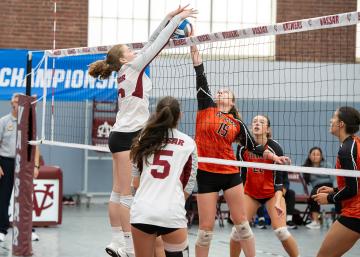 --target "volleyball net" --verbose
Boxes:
[30,11,360,177]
